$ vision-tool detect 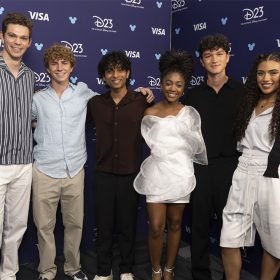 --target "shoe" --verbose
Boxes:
[152,267,162,279]
[163,266,174,279]
[71,270,88,280]
[93,273,113,280]
[120,273,134,280]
